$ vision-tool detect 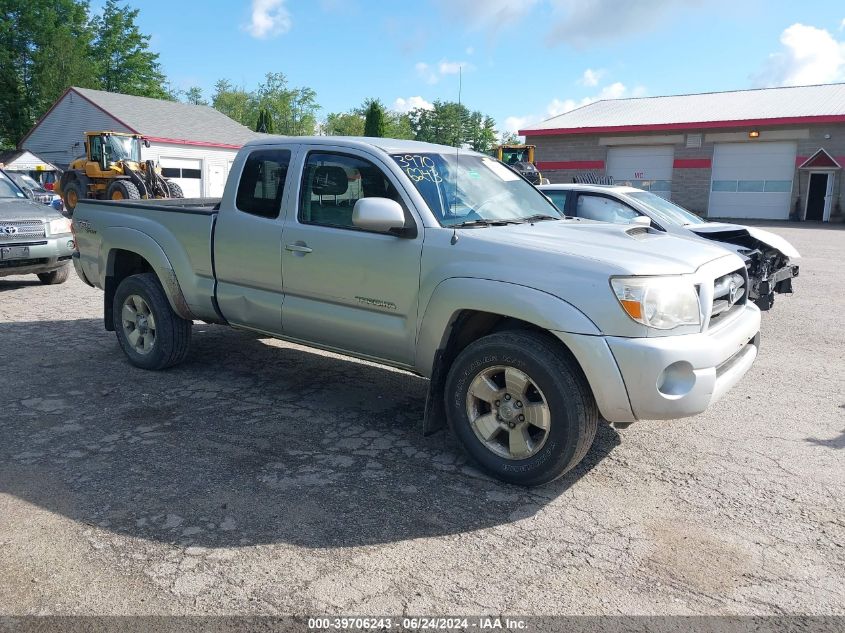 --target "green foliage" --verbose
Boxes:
[255,107,274,134]
[363,99,386,137]
[90,0,170,99]
[323,111,364,136]
[183,86,207,106]
[408,101,498,152]
[499,132,521,146]
[212,72,319,136]
[0,0,97,146]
